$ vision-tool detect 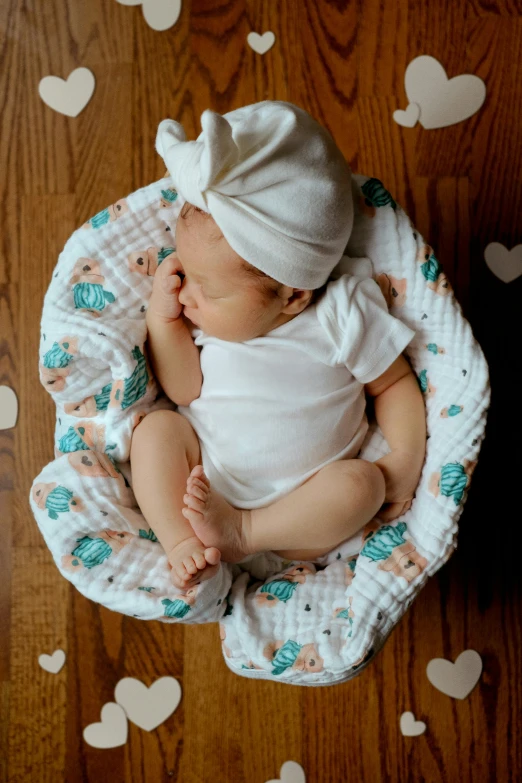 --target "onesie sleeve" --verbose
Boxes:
[317,275,416,384]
